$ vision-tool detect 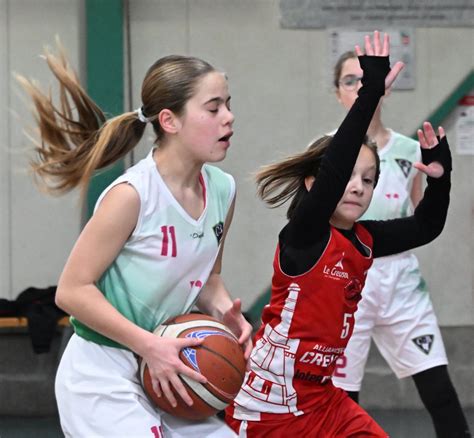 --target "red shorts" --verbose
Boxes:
[226,387,388,438]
